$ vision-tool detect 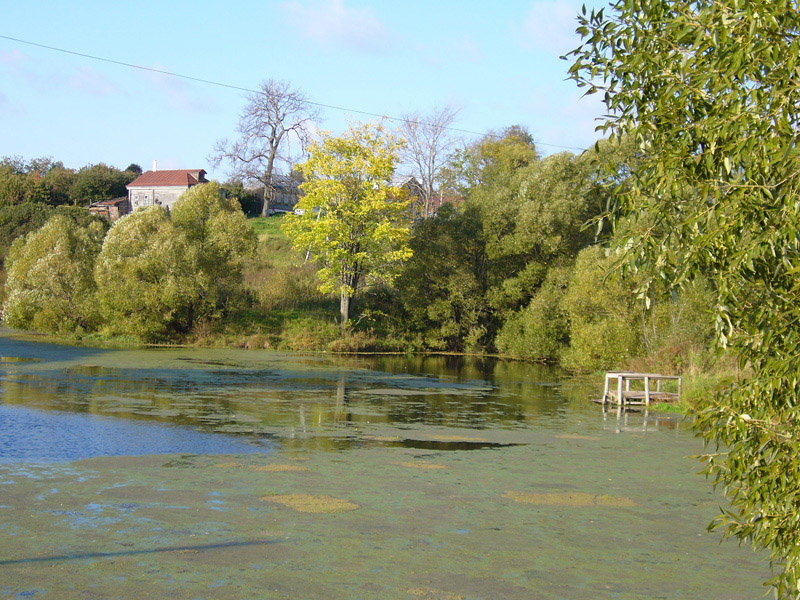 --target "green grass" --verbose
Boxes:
[651,400,691,413]
[248,214,299,270]
[249,214,288,238]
